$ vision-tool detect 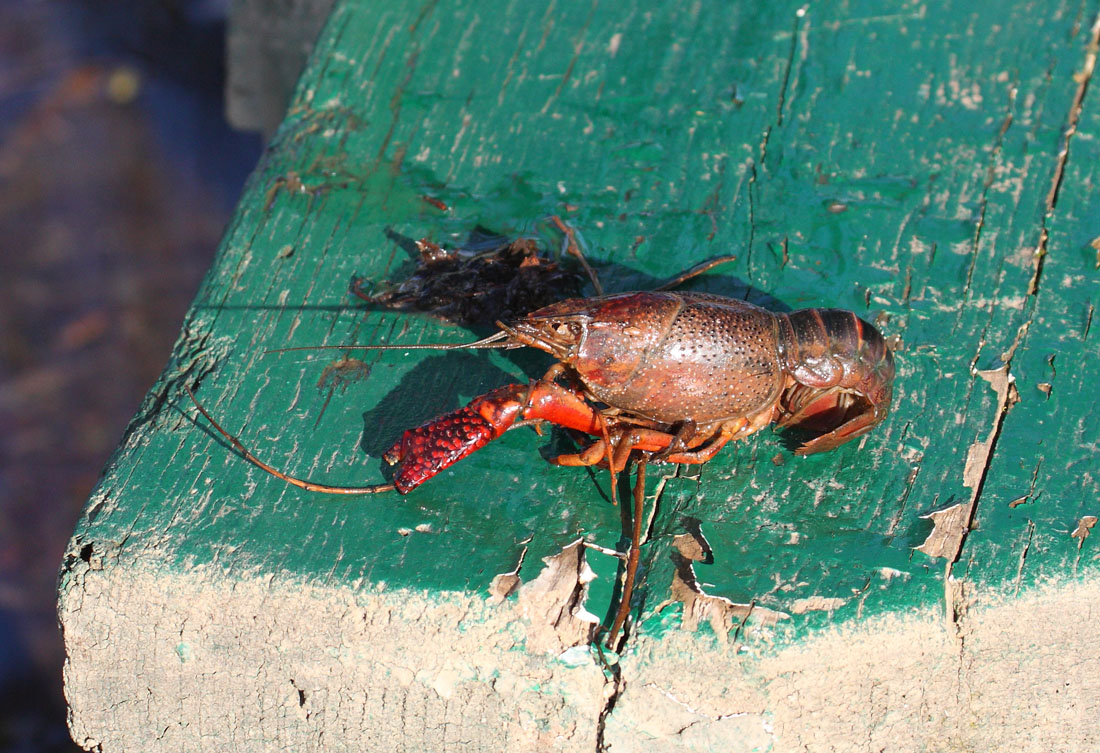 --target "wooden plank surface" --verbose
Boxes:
[60,0,1100,750]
